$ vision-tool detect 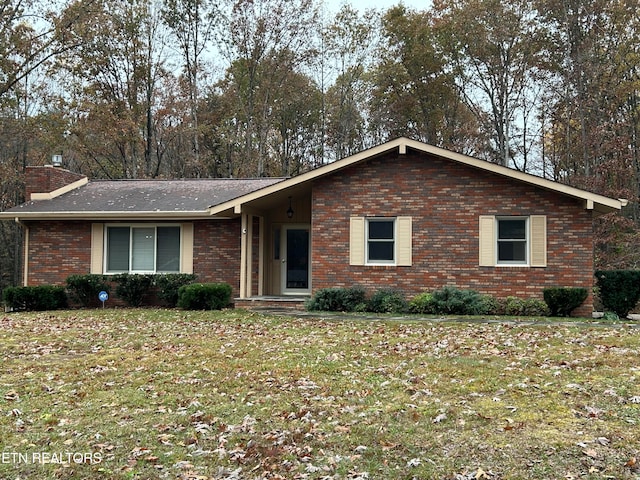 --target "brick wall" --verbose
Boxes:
[192,219,242,297]
[311,152,596,316]
[26,219,243,299]
[25,166,86,200]
[26,221,92,285]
